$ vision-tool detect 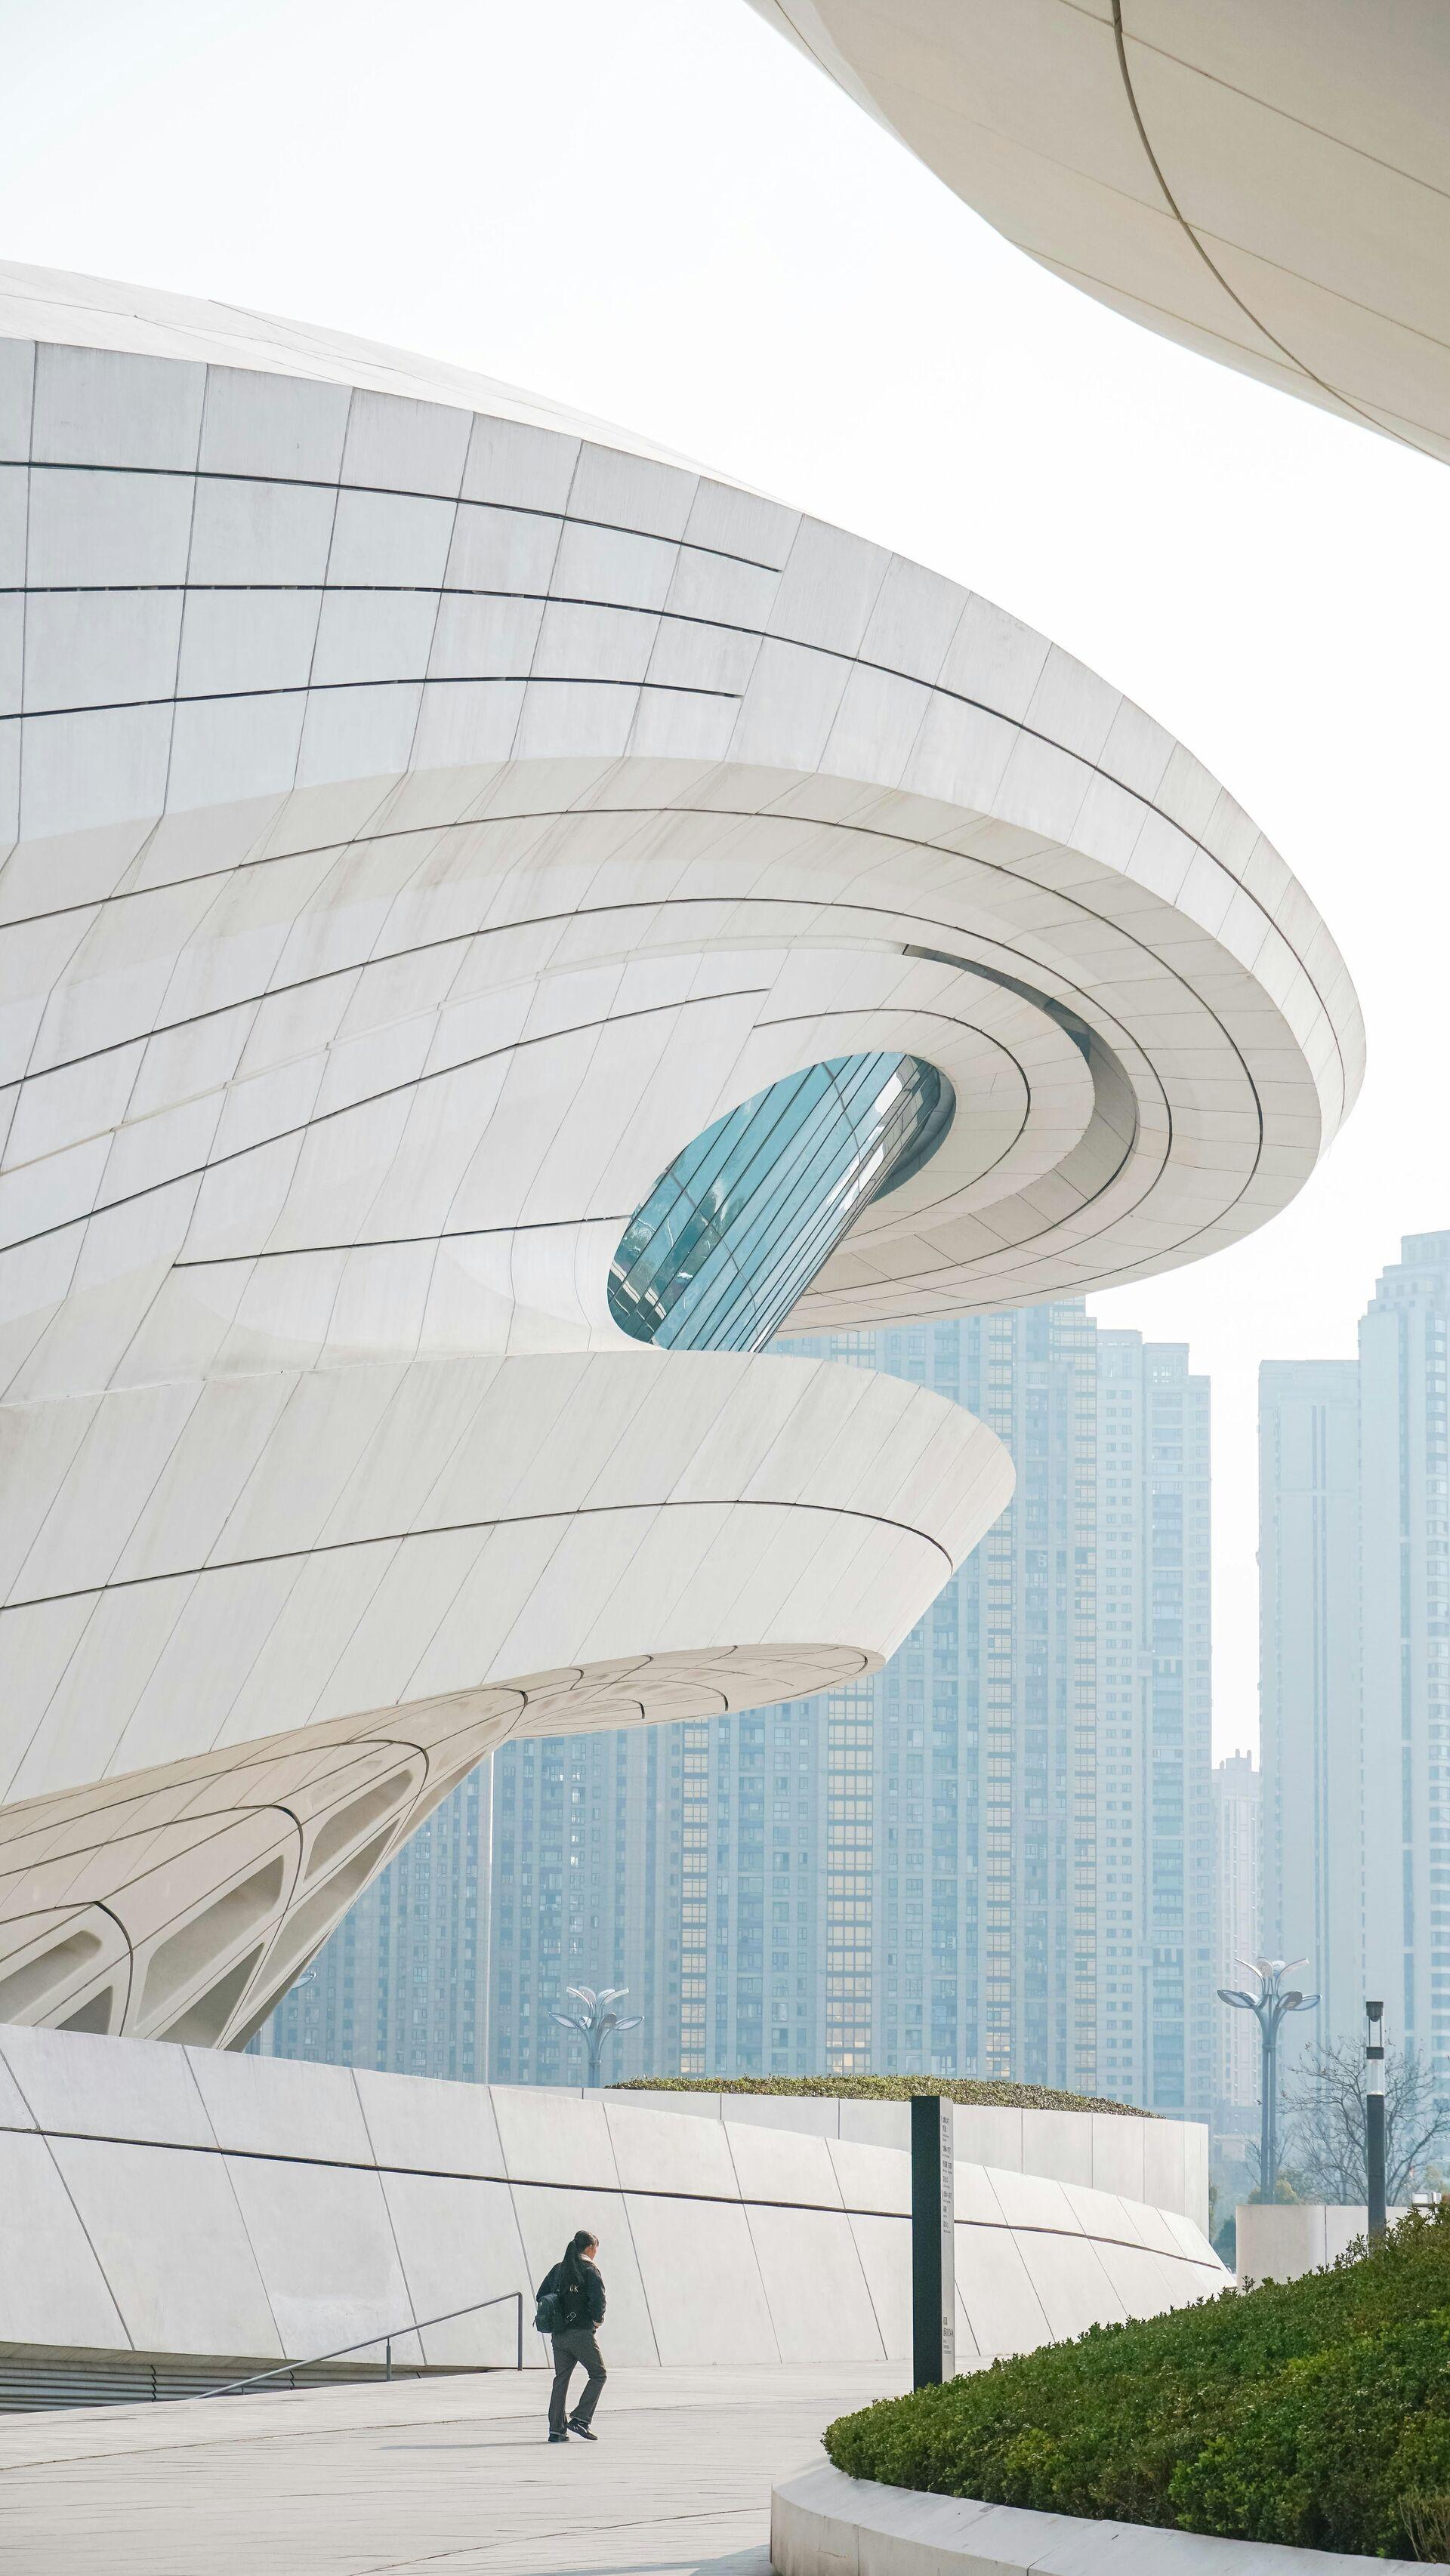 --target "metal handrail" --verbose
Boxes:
[196,2289,526,2399]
